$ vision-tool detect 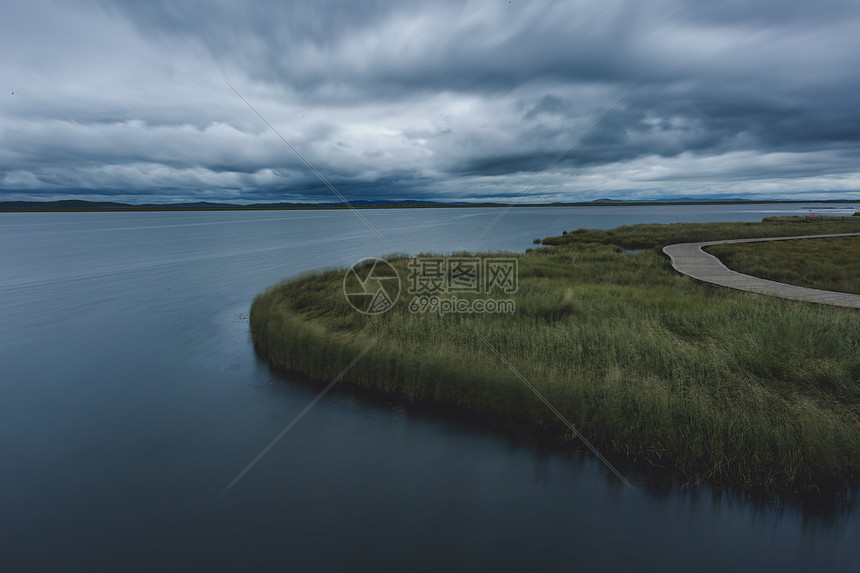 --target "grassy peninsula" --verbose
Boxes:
[250,217,860,495]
